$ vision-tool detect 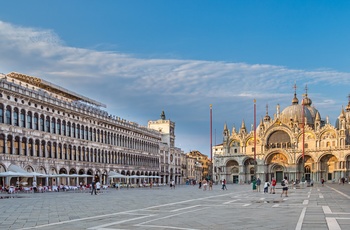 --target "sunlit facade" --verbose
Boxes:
[148,111,184,184]
[213,87,350,184]
[0,72,161,186]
